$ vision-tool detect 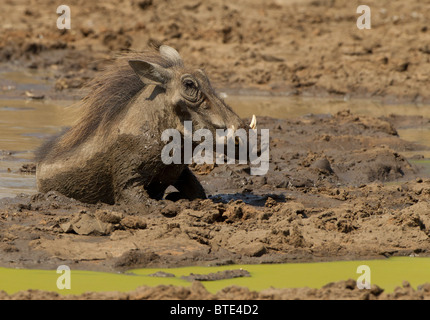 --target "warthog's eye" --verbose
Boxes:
[181,76,202,103]
[184,79,196,89]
